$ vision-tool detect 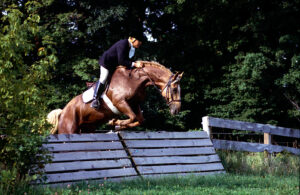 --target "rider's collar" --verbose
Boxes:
[129,40,133,47]
[128,38,136,47]
[129,42,135,59]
